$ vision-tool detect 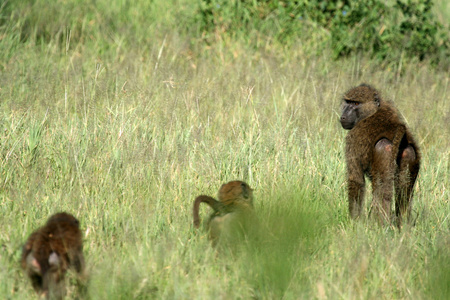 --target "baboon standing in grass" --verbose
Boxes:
[193,181,254,246]
[21,212,86,299]
[340,84,420,227]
